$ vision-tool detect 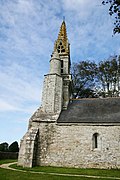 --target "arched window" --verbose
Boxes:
[92,133,99,149]
[57,42,65,53]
